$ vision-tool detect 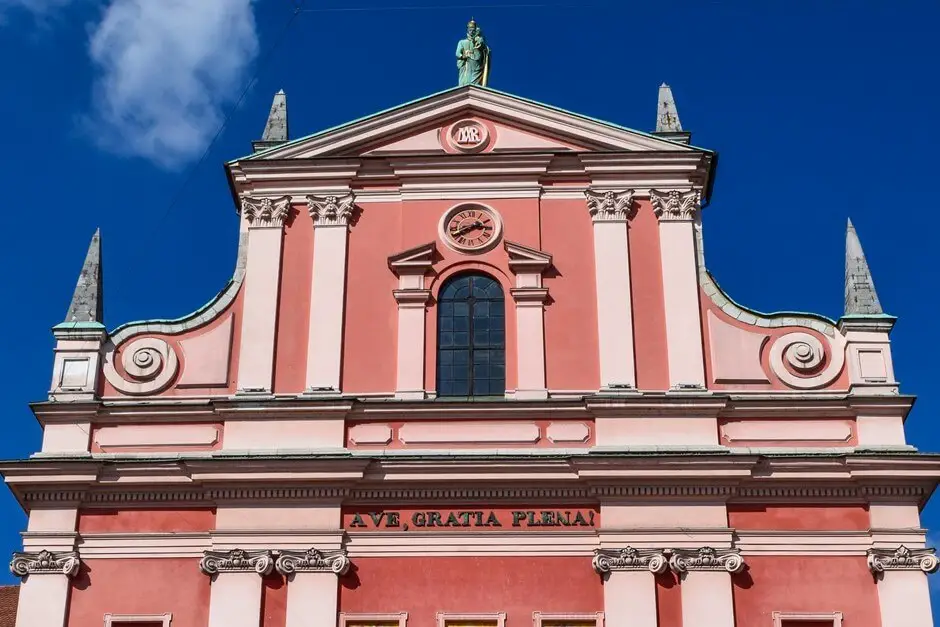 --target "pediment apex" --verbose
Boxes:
[388,242,438,274]
[505,240,552,273]
[237,86,706,162]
